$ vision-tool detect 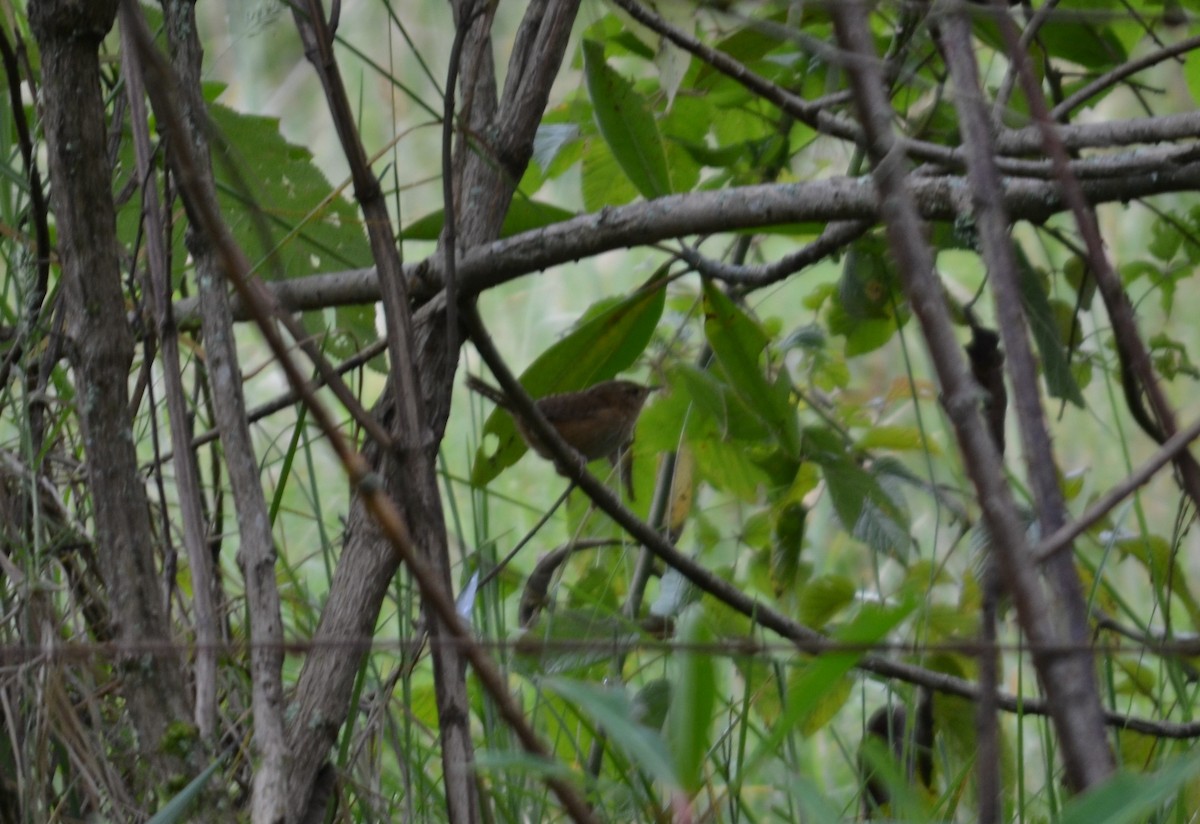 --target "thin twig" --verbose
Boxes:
[476,483,574,591]
[1050,32,1200,119]
[1035,413,1200,563]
